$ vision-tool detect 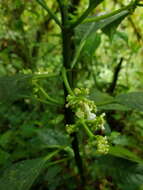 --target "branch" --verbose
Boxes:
[36,0,62,28]
[62,67,74,95]
[70,5,95,28]
[107,58,123,95]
